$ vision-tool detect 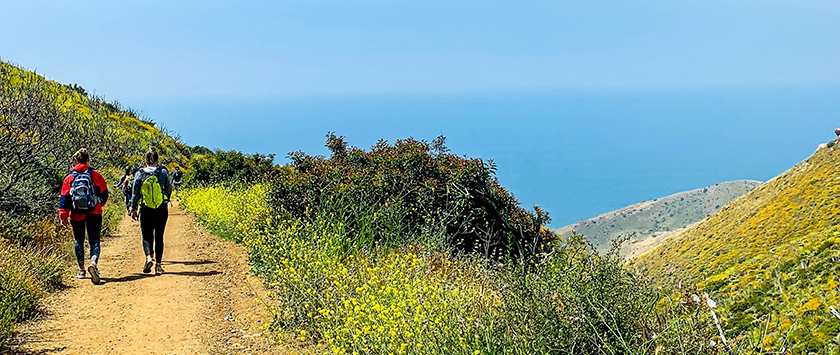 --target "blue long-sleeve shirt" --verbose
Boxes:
[131,166,172,210]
